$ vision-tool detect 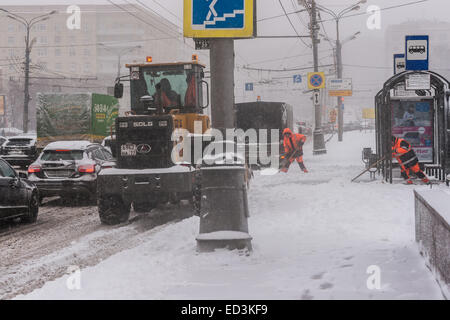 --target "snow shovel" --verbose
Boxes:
[351,156,386,182]
[279,149,303,172]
